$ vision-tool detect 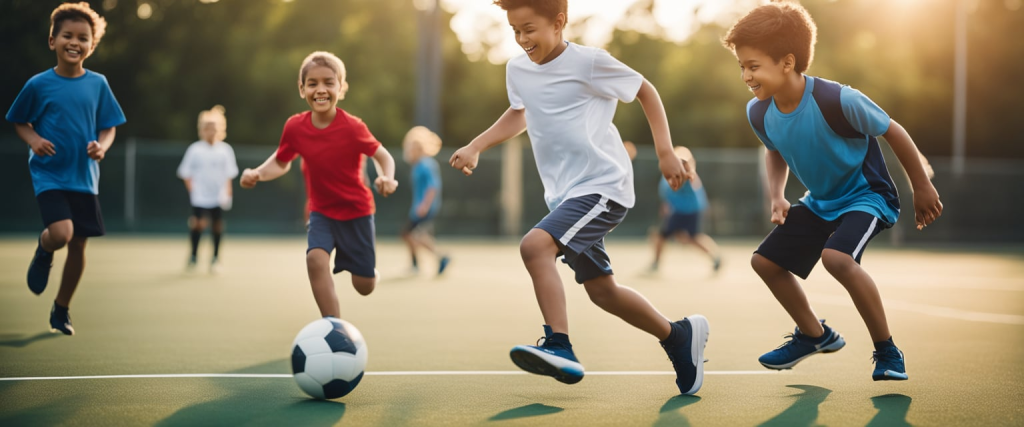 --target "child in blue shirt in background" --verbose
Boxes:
[6,2,126,335]
[401,126,450,276]
[723,2,942,381]
[650,146,722,273]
